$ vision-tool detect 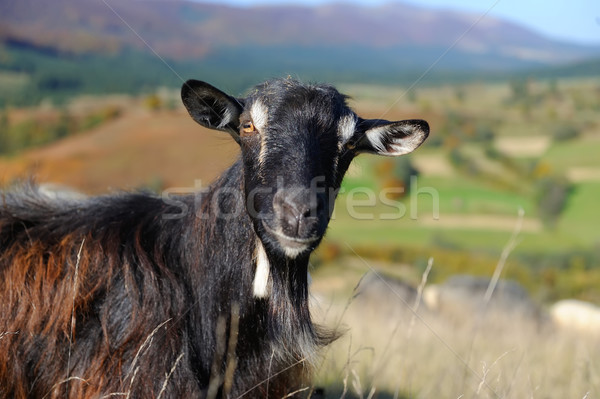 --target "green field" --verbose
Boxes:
[543,139,600,169]
[314,77,600,300]
[558,182,600,243]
